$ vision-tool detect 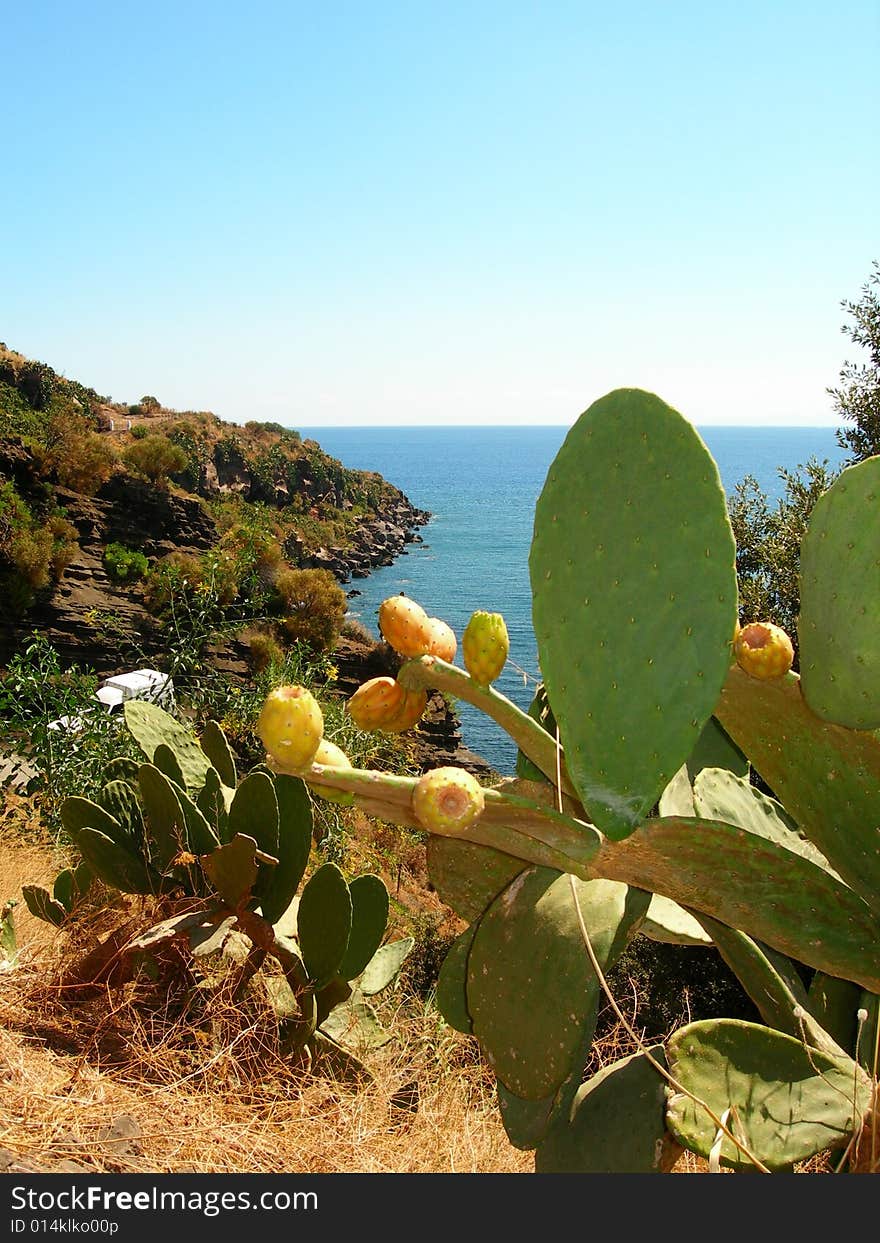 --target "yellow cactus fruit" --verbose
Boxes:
[348,676,408,730]
[378,595,435,658]
[412,766,485,835]
[424,617,457,662]
[462,610,510,686]
[734,621,795,680]
[309,738,355,805]
[257,684,323,769]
